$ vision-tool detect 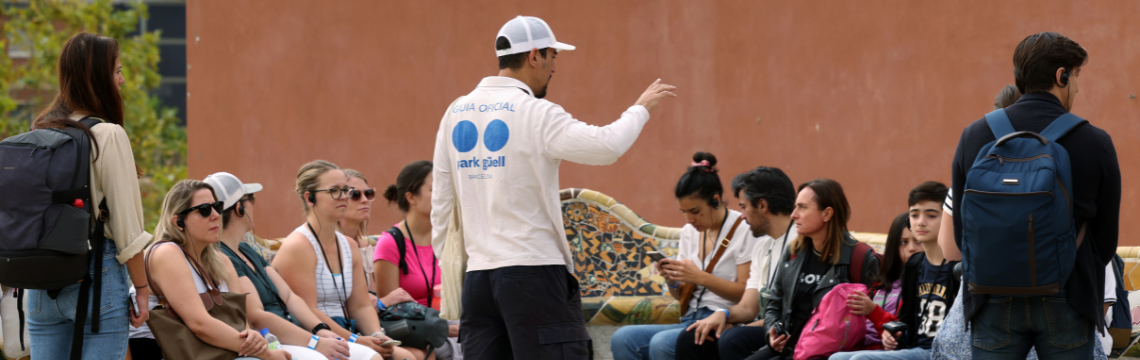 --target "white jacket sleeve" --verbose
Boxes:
[541,104,650,165]
[432,109,455,257]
